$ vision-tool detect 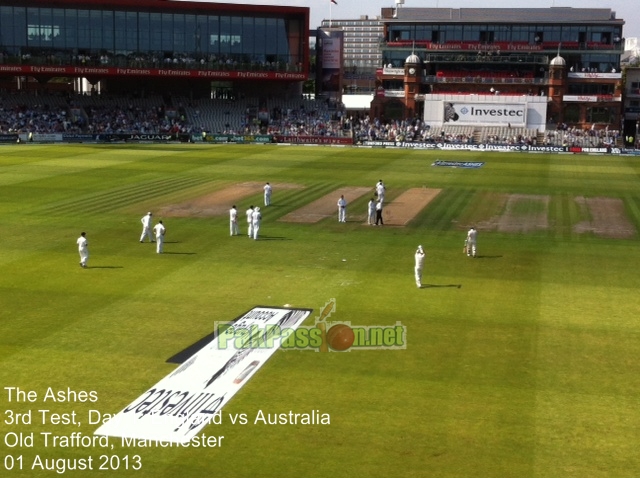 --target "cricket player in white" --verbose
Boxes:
[367,198,376,225]
[251,207,262,240]
[229,205,239,236]
[140,212,154,243]
[153,220,166,253]
[246,205,254,237]
[337,195,347,222]
[77,232,88,268]
[414,245,425,288]
[466,227,477,257]
[263,182,272,206]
